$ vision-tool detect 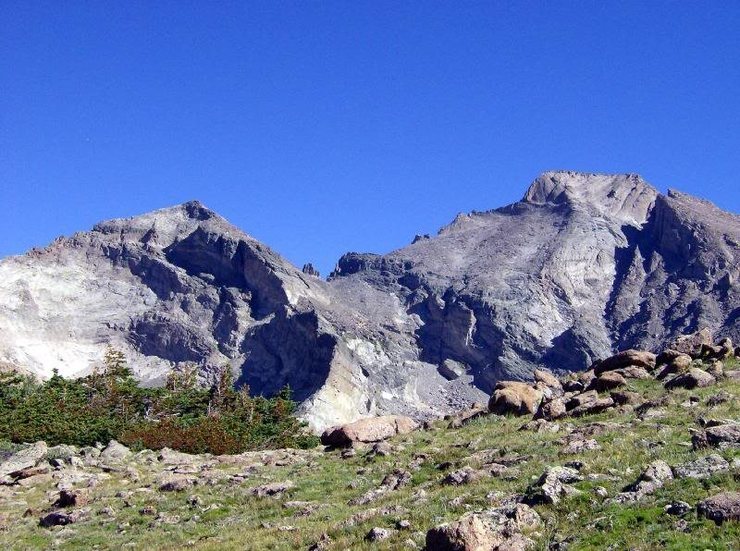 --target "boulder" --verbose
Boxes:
[525,466,582,505]
[535,398,567,421]
[439,359,467,381]
[613,460,673,503]
[425,504,540,551]
[692,424,740,450]
[716,337,733,358]
[442,467,484,486]
[610,390,642,406]
[565,390,598,411]
[0,442,47,478]
[488,382,543,416]
[614,366,652,380]
[664,368,715,390]
[158,475,195,492]
[590,372,626,391]
[655,349,684,366]
[655,354,692,380]
[594,350,656,375]
[669,328,713,357]
[534,369,562,391]
[448,404,489,429]
[157,447,200,465]
[561,439,600,455]
[100,440,132,461]
[697,492,740,524]
[569,397,615,417]
[705,361,724,378]
[320,415,419,447]
[672,454,729,479]
[54,489,90,508]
